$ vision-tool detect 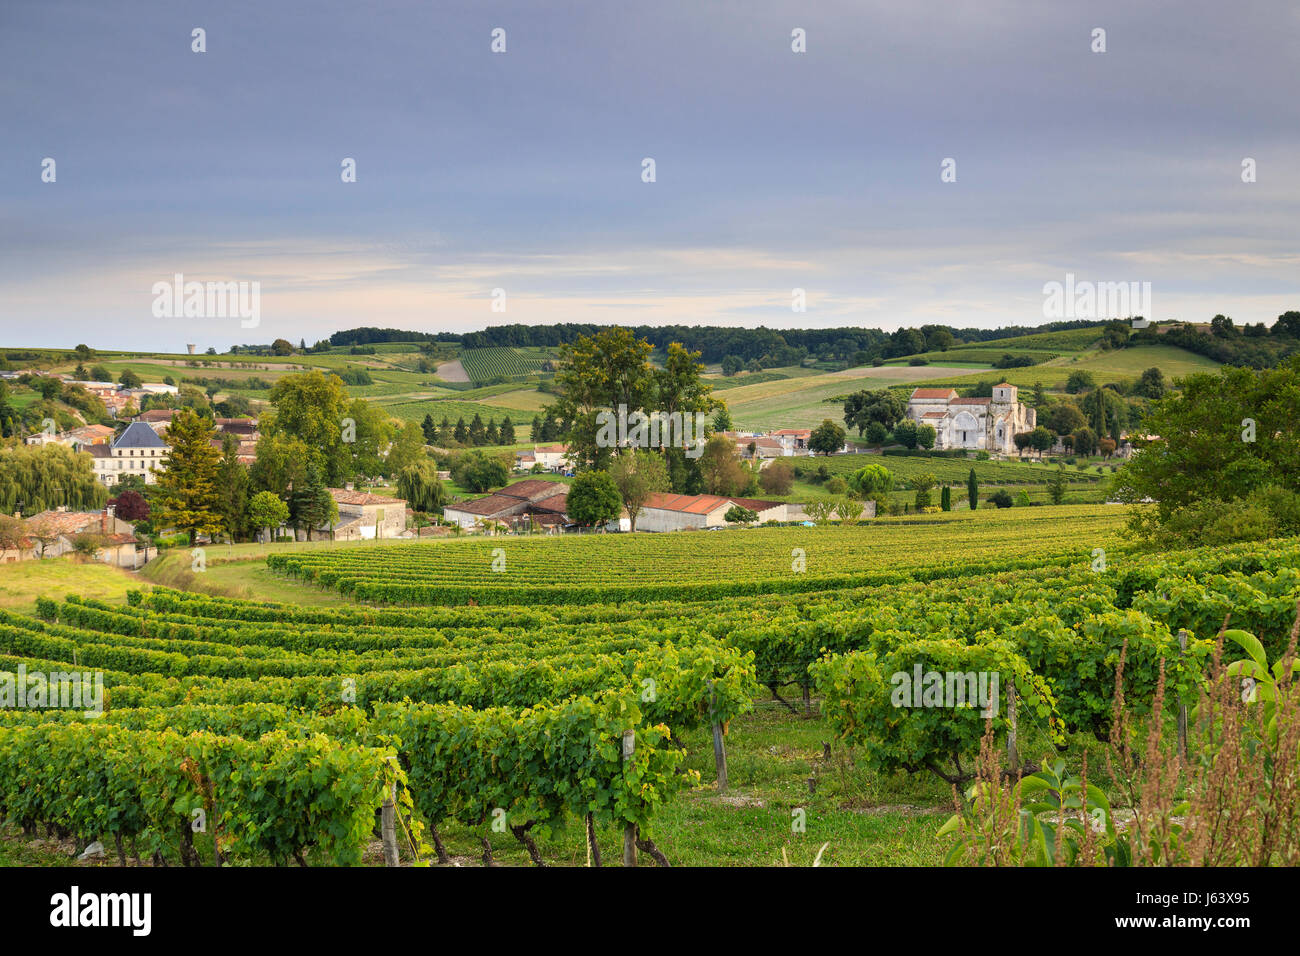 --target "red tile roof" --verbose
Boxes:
[910,388,958,400]
[950,397,991,405]
[643,493,784,515]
